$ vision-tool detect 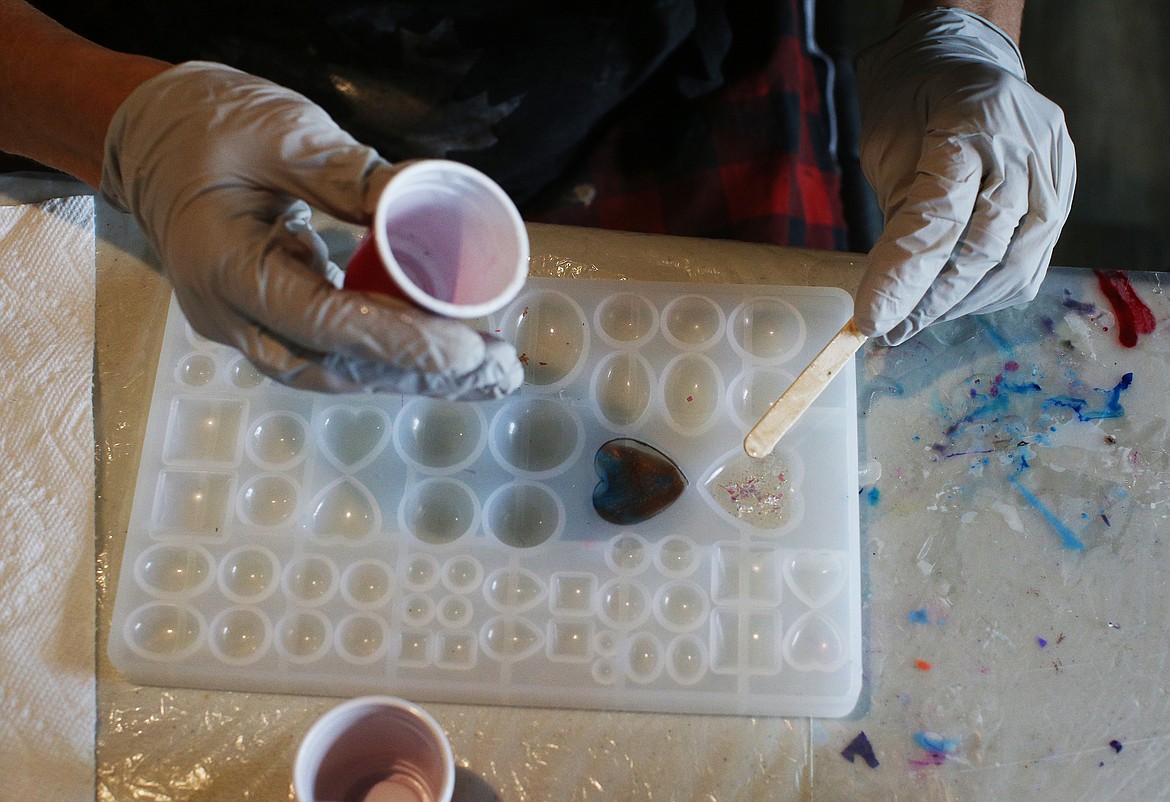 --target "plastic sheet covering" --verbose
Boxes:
[76,183,1170,800]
